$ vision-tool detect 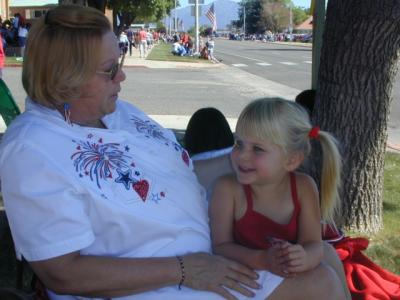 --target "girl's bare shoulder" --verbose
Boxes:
[213,174,244,201]
[293,172,319,202]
